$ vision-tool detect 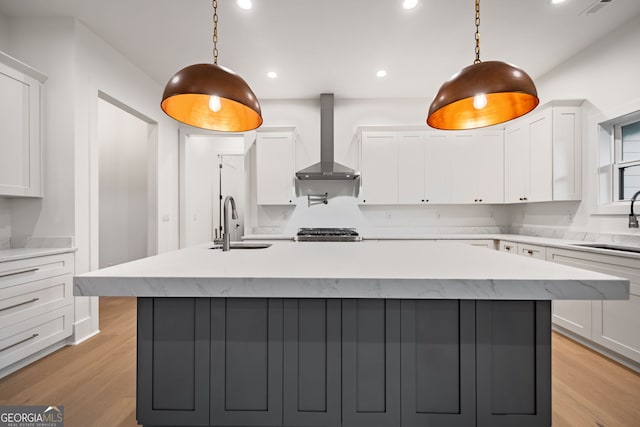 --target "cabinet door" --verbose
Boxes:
[449,134,476,203]
[256,132,295,205]
[528,110,553,202]
[360,132,398,204]
[546,249,593,338]
[342,299,400,427]
[137,298,210,426]
[397,132,425,204]
[552,106,582,201]
[0,61,41,197]
[474,132,504,203]
[504,124,528,203]
[476,301,551,427]
[401,300,475,427]
[554,251,640,364]
[424,134,452,203]
[210,298,283,426]
[283,299,341,426]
